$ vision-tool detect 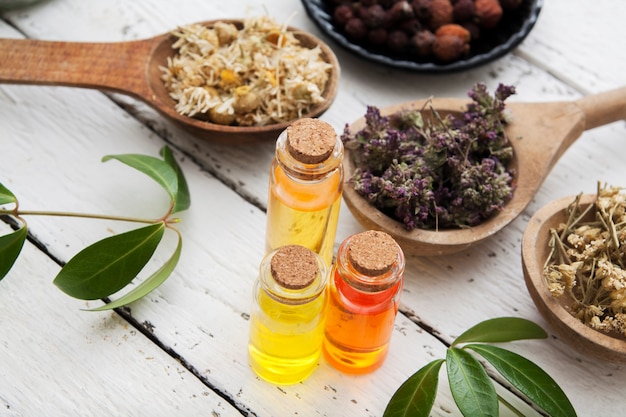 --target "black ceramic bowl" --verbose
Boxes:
[300,0,542,73]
